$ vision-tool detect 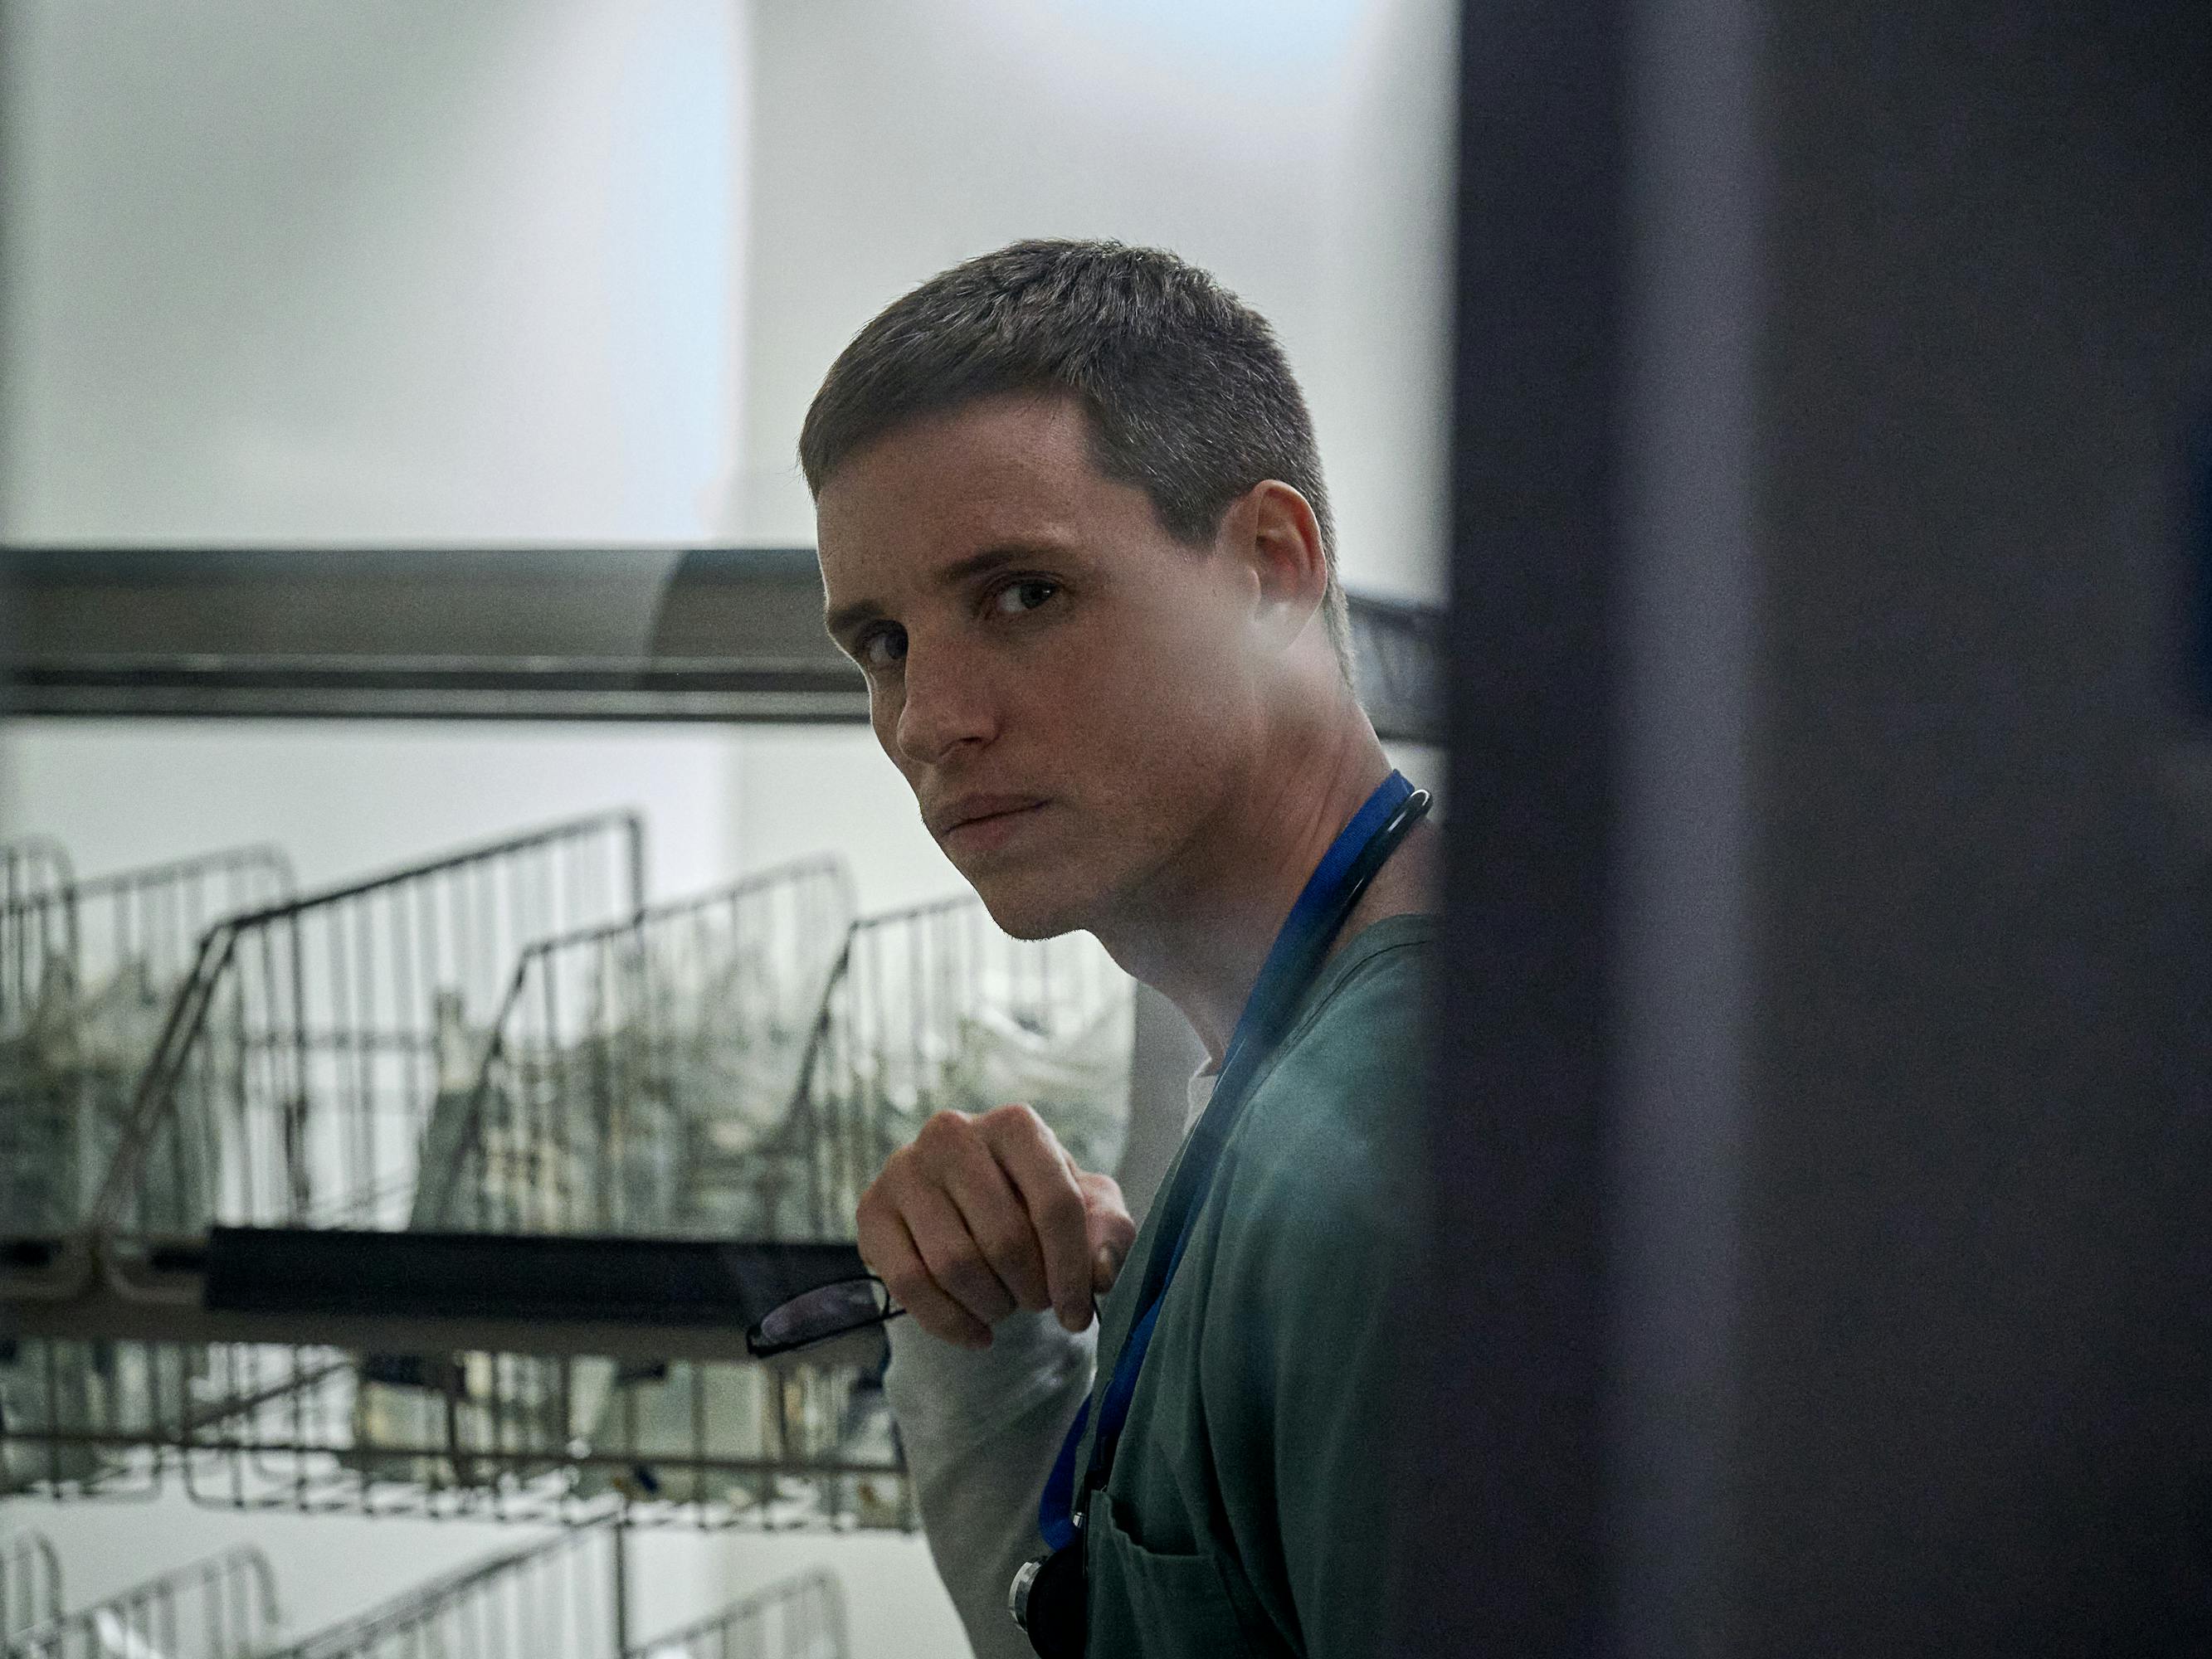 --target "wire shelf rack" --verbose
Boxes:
[628,1569,847,1659]
[270,1524,614,1659]
[2,816,643,1505]
[427,858,857,1238]
[0,1530,62,1648]
[2,1545,278,1659]
[321,859,881,1523]
[2,843,296,1234]
[782,894,1133,1237]
[266,1518,845,1659]
[96,813,645,1239]
[2,862,1130,1536]
[2,843,295,1500]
